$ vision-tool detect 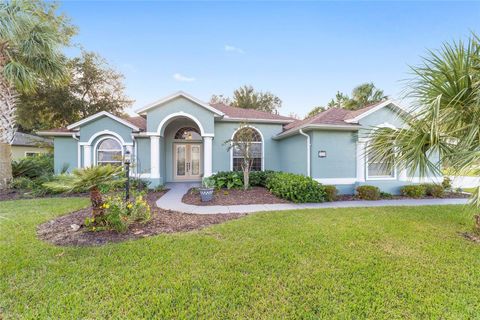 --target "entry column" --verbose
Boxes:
[150,135,160,179]
[203,136,213,177]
